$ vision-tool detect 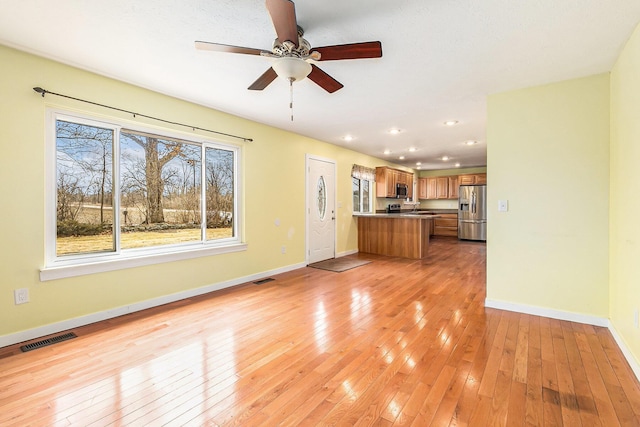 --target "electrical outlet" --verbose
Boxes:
[14,288,29,305]
[498,200,509,212]
[634,309,639,329]
[281,245,286,254]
